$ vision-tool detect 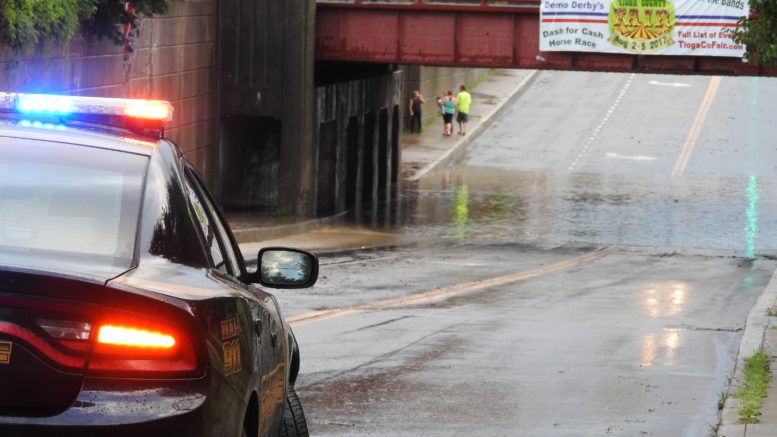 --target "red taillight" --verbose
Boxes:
[87,316,199,377]
[97,325,176,349]
[0,320,87,369]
